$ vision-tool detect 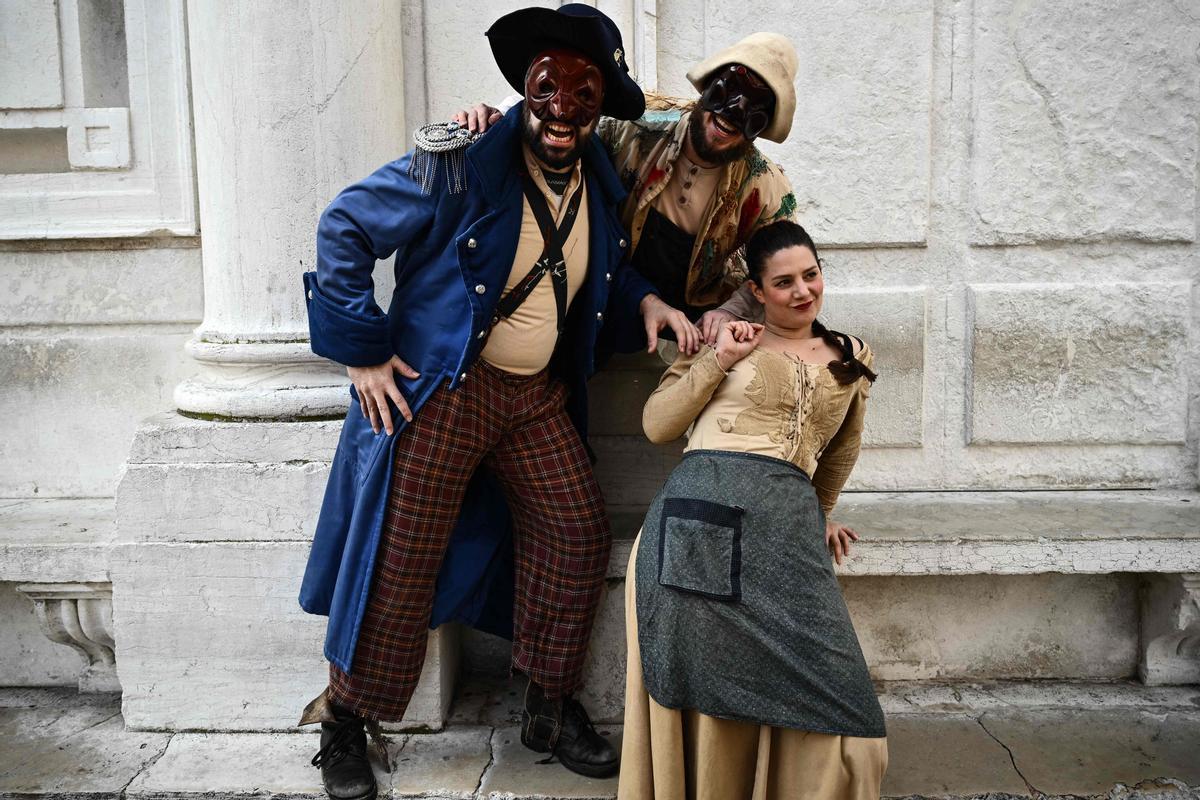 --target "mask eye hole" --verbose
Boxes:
[744,110,769,139]
[703,79,729,108]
